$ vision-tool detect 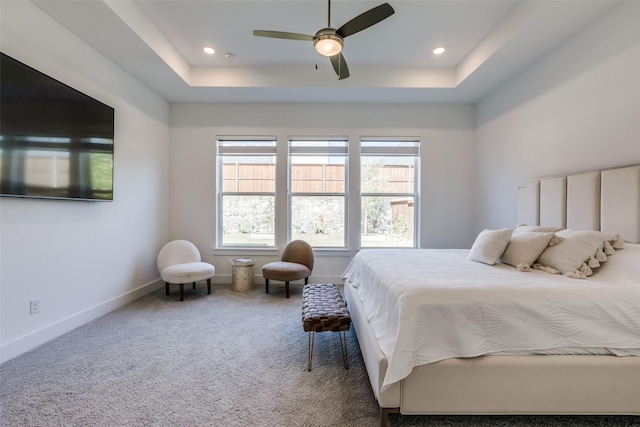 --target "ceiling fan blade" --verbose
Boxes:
[330,53,350,80]
[252,30,314,41]
[336,3,394,38]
